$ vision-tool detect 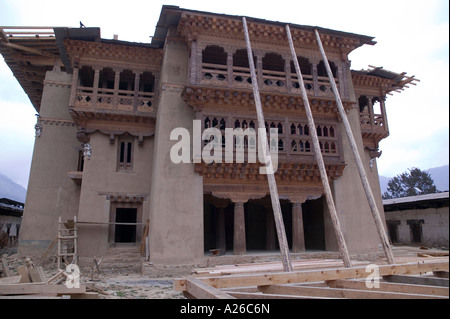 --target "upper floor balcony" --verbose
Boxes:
[69,66,158,120]
[358,95,389,147]
[189,45,348,100]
